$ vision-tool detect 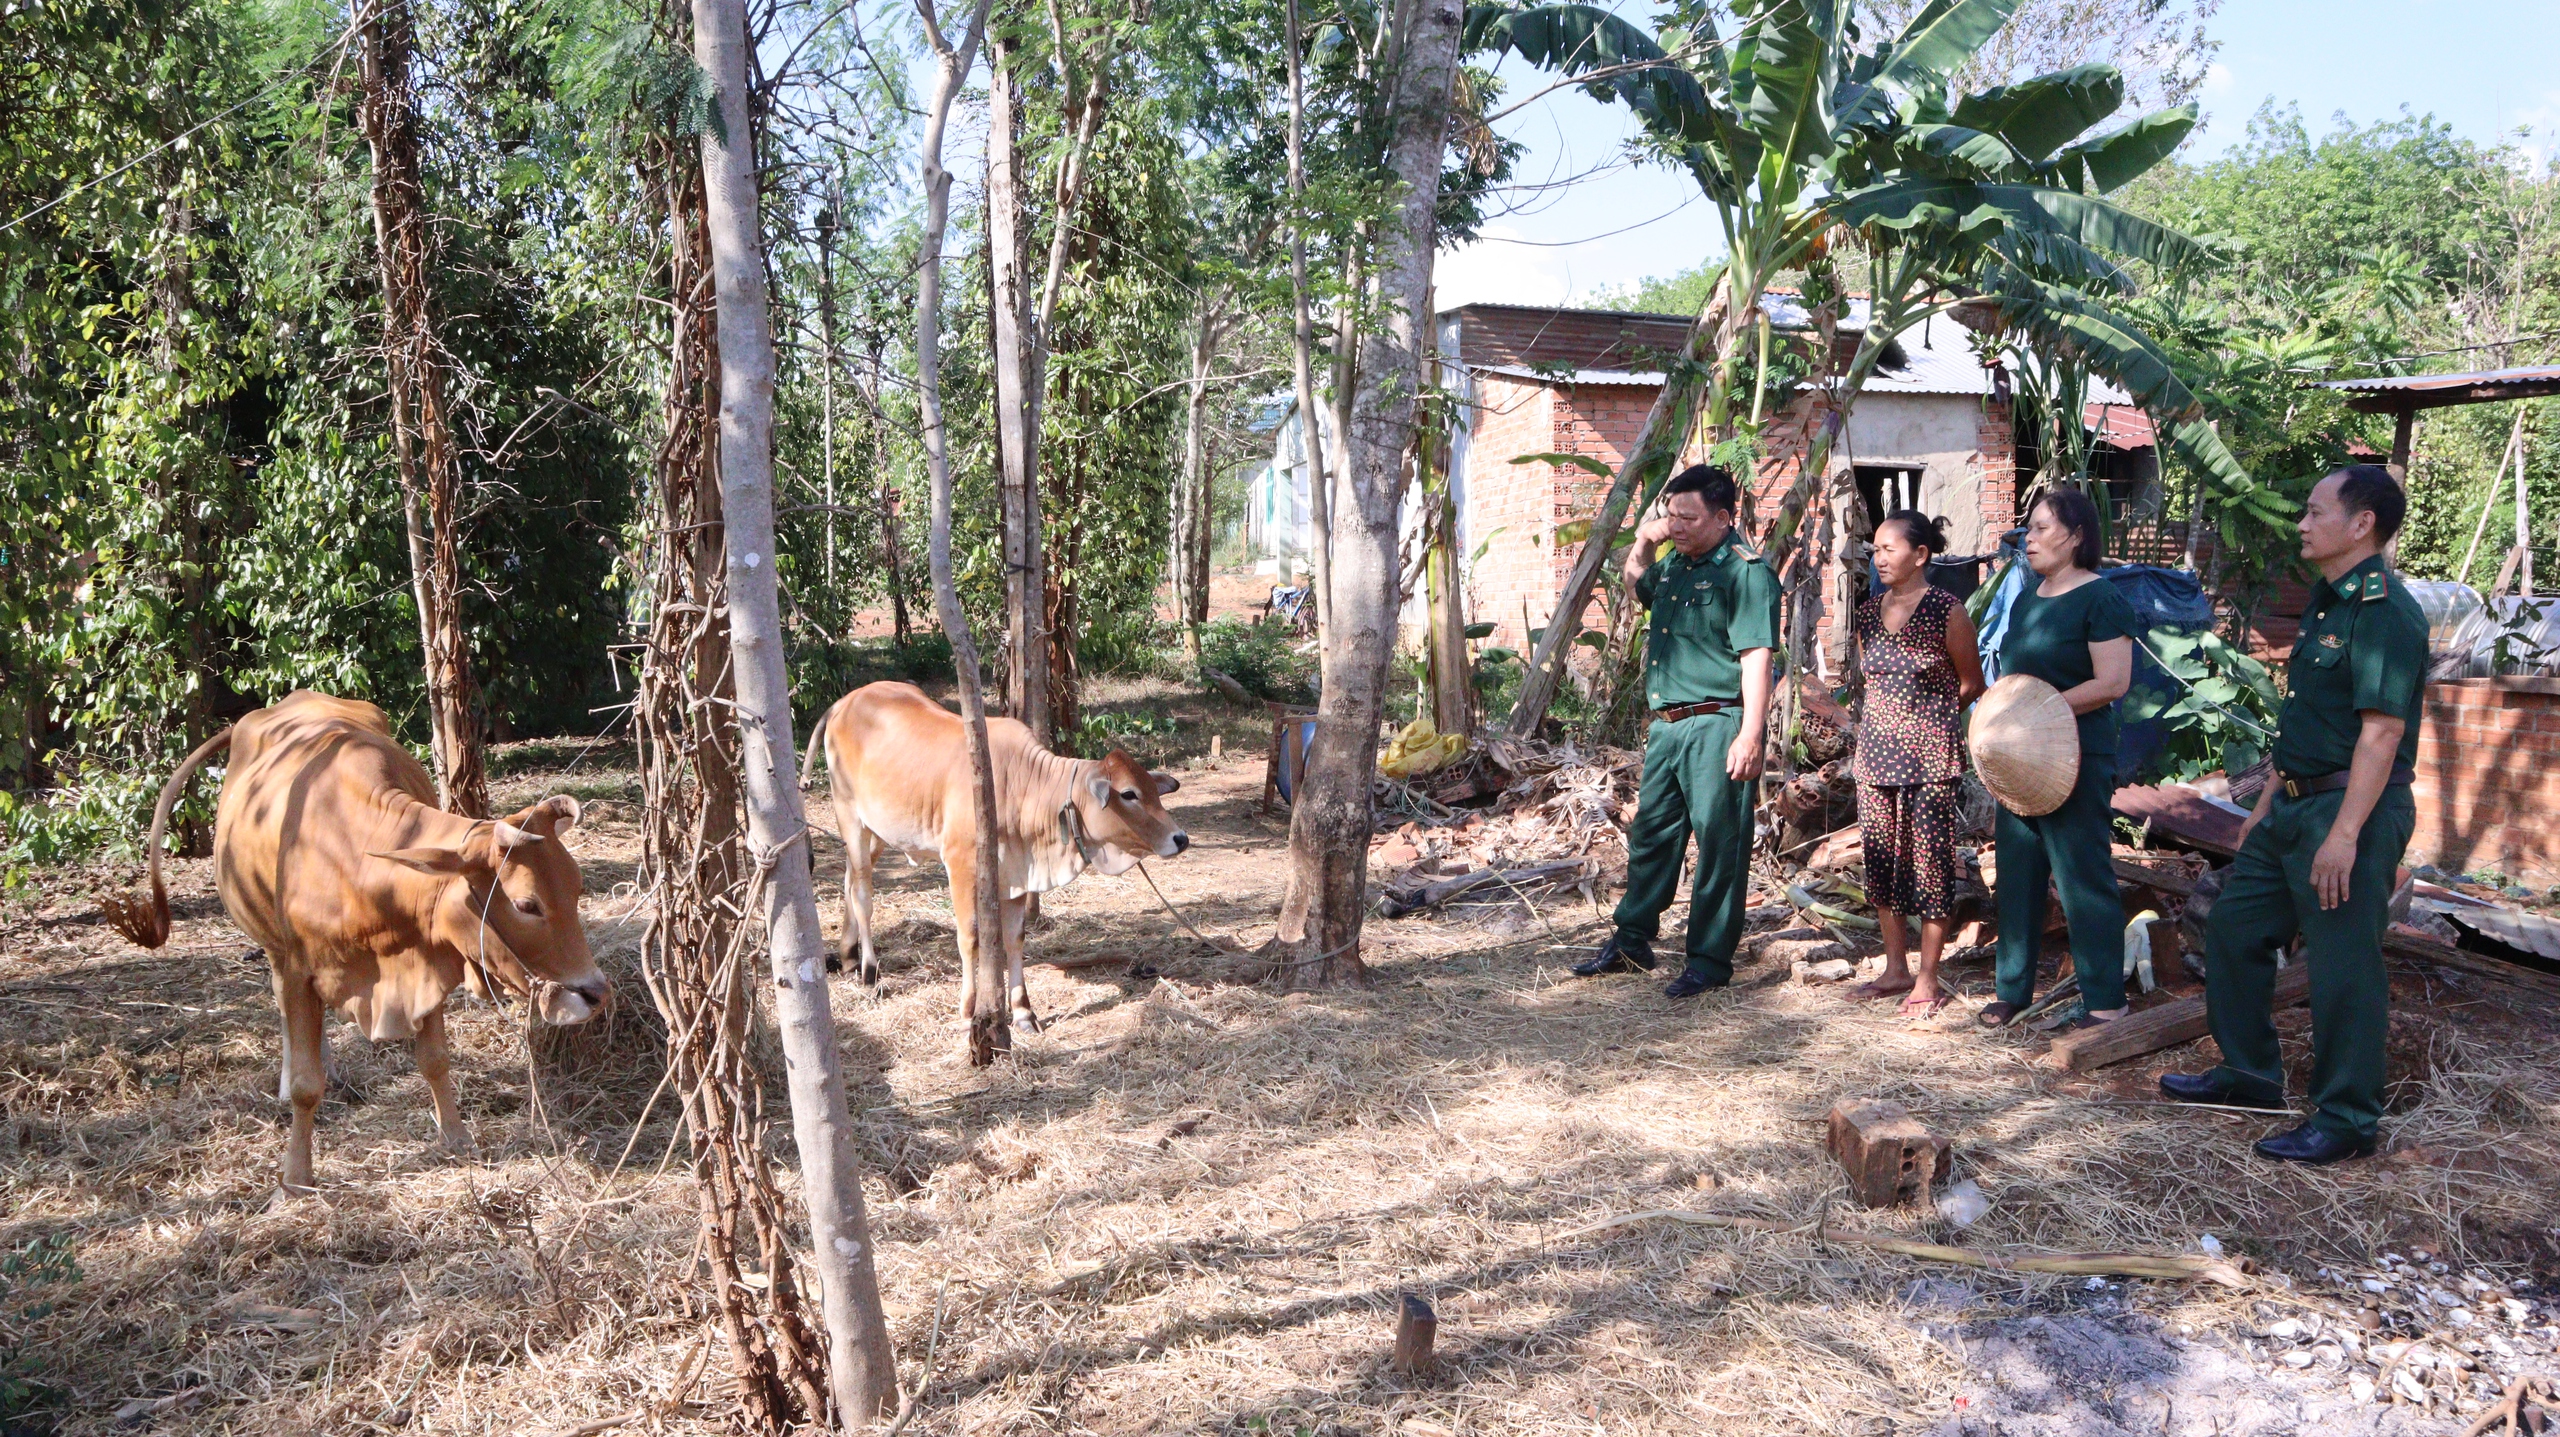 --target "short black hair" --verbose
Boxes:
[1877,509,1949,555]
[2329,463,2406,542]
[2029,487,2105,571]
[1662,463,1738,515]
